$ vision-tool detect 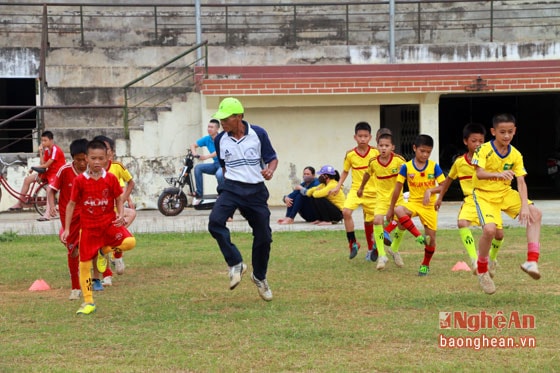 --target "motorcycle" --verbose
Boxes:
[546,155,560,193]
[157,150,217,216]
